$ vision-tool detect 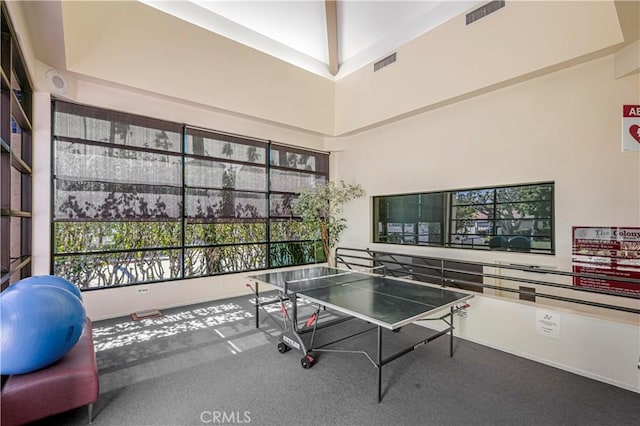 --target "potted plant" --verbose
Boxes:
[292,180,365,267]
